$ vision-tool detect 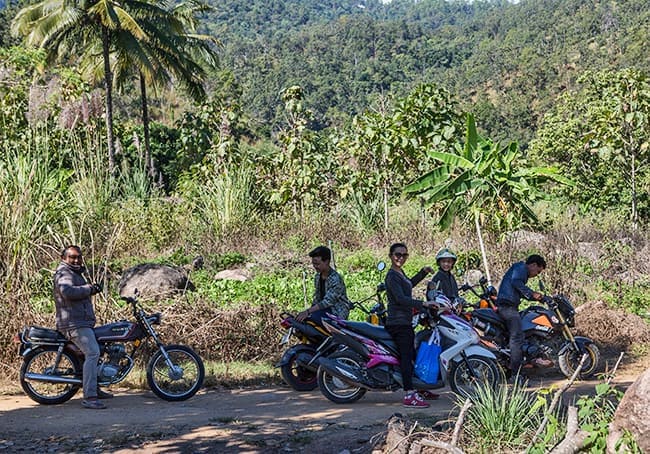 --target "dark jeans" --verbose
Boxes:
[498,304,524,373]
[307,308,331,325]
[386,324,415,391]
